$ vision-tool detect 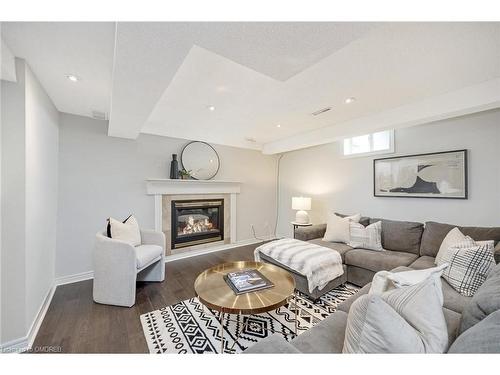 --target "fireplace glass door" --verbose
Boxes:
[171,199,224,249]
